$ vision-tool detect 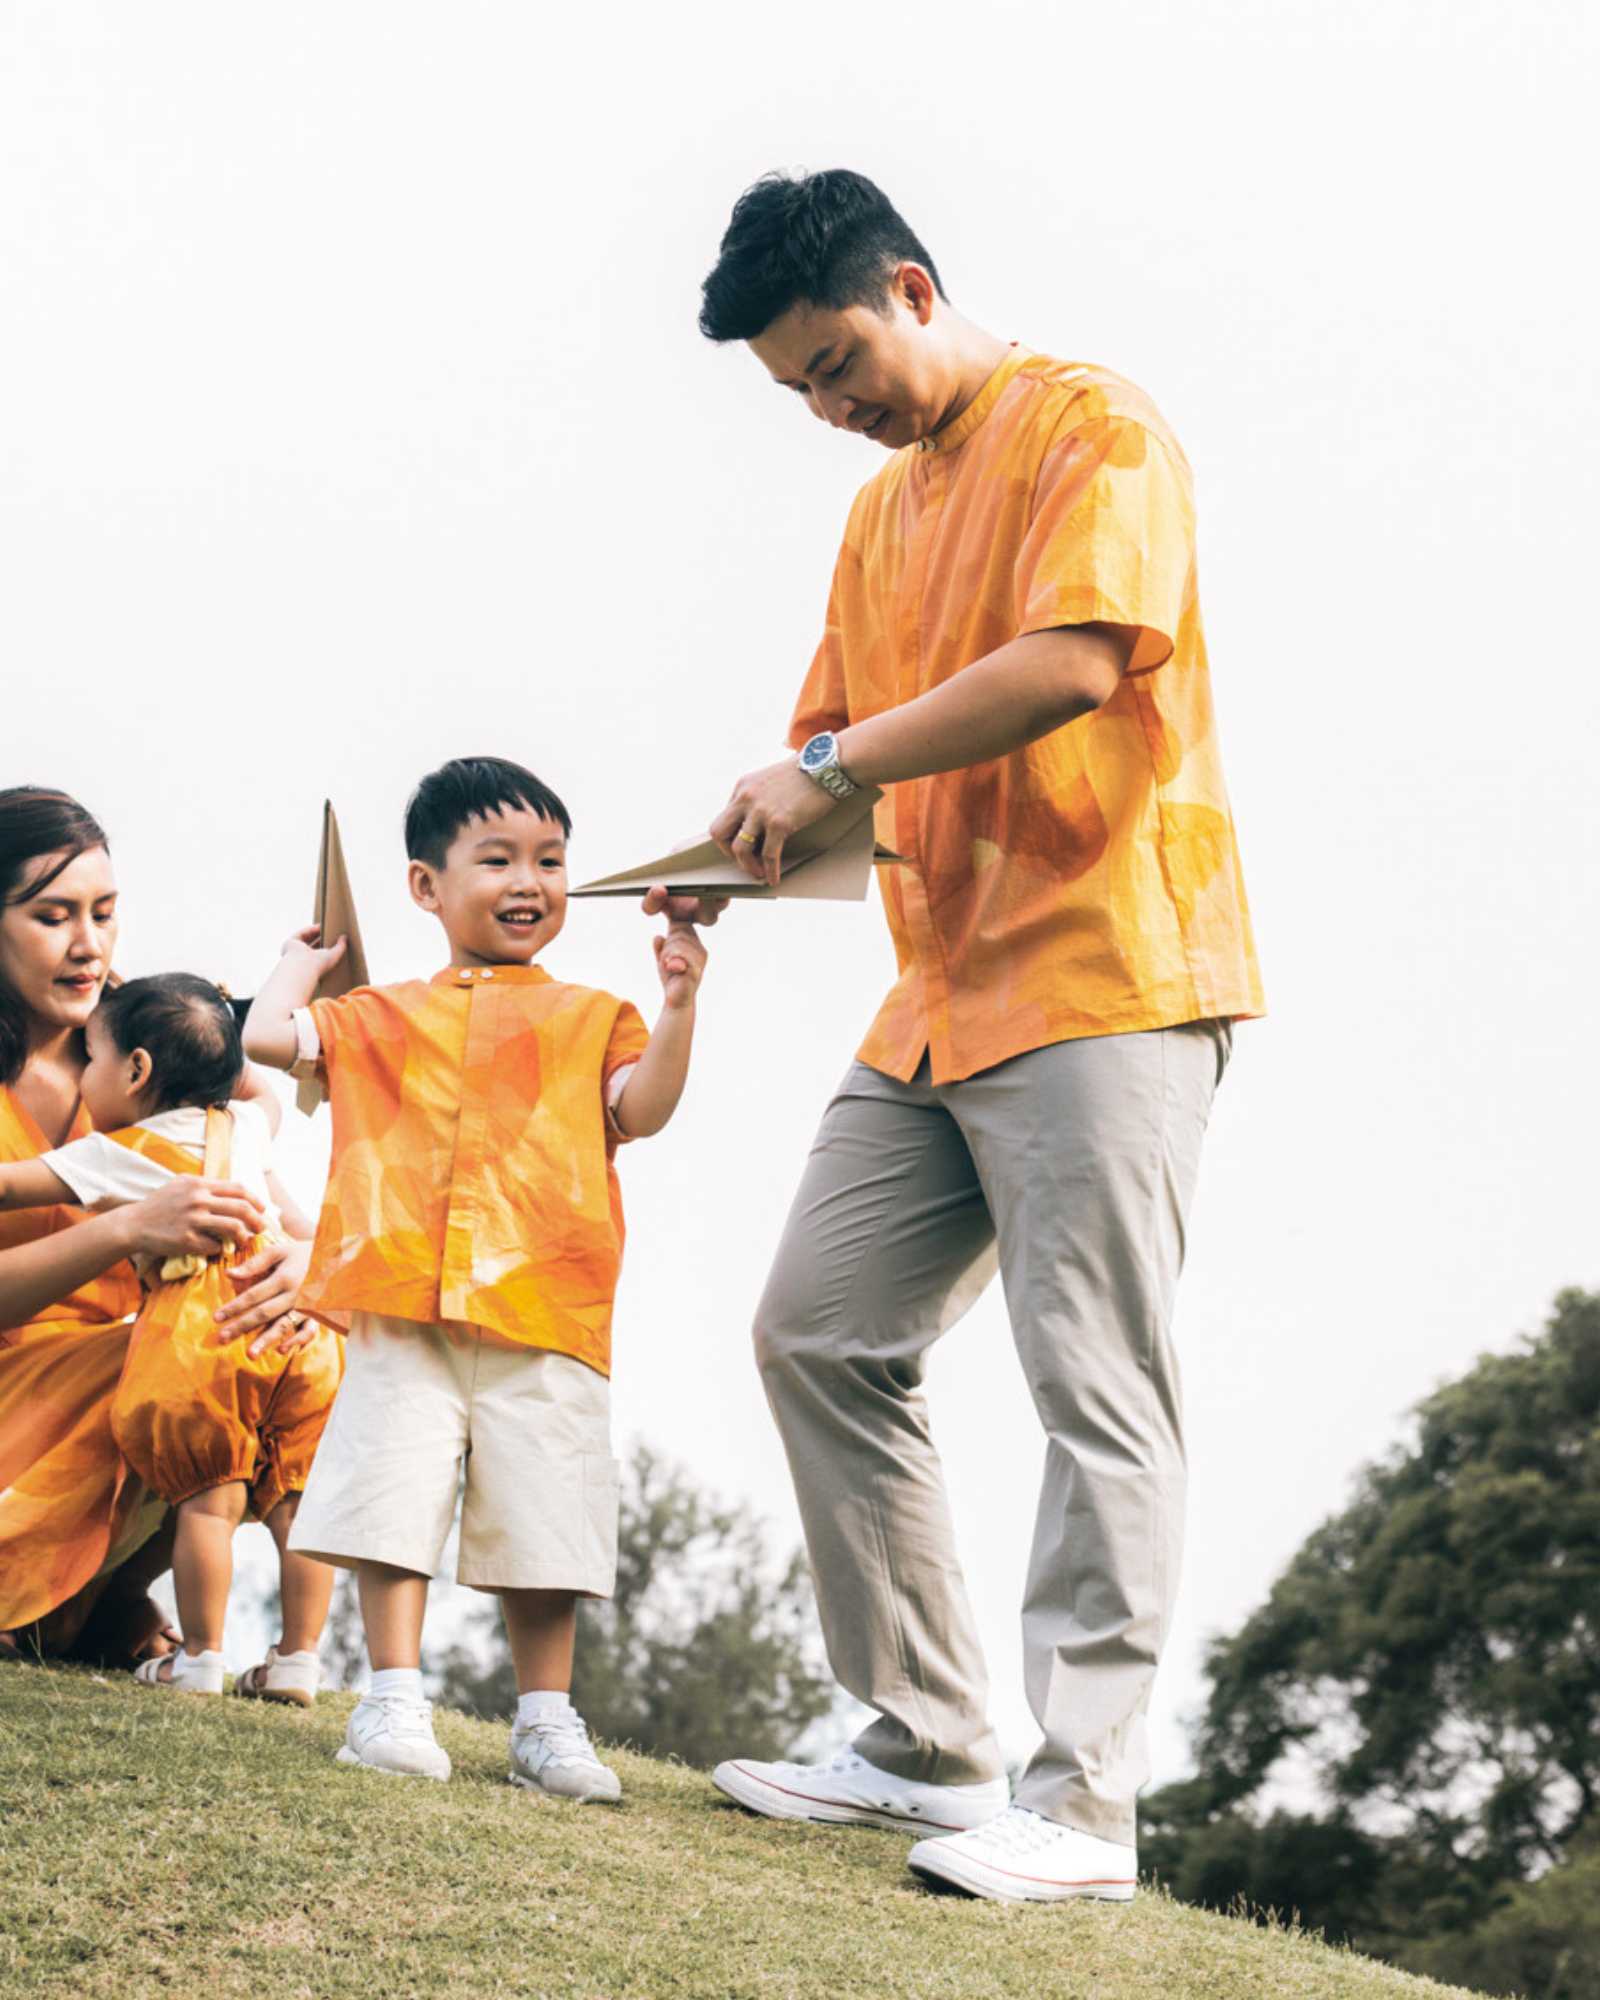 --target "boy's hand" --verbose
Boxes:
[280,924,347,979]
[653,920,707,1010]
